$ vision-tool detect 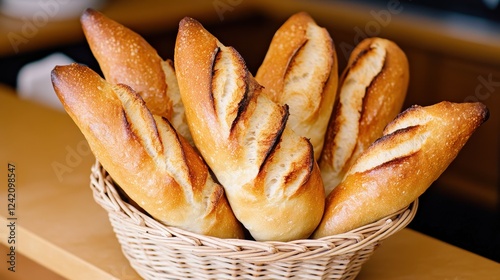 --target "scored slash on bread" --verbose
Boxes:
[80,8,192,144]
[51,63,244,239]
[319,37,409,195]
[255,12,338,161]
[175,17,325,241]
[313,101,489,238]
[51,9,490,244]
